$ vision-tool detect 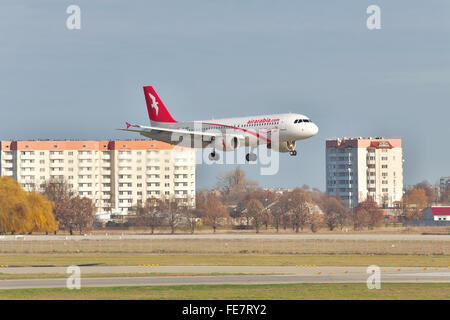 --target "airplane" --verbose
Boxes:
[119,86,319,162]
